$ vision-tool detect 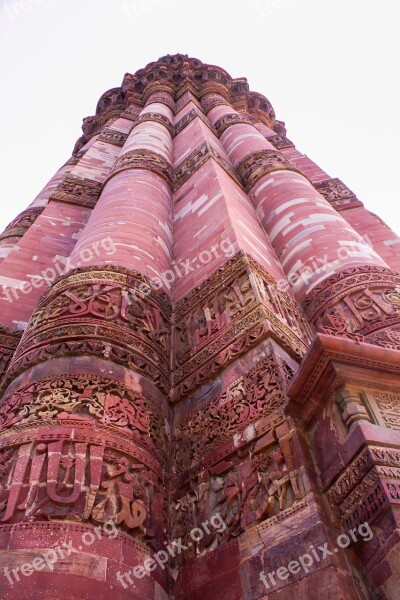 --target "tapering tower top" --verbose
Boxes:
[74,54,285,154]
